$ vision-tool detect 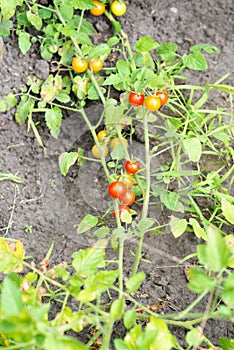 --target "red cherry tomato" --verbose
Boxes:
[108,181,127,199]
[112,205,130,219]
[124,160,140,174]
[156,91,169,105]
[129,92,145,106]
[144,95,161,111]
[119,189,135,206]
